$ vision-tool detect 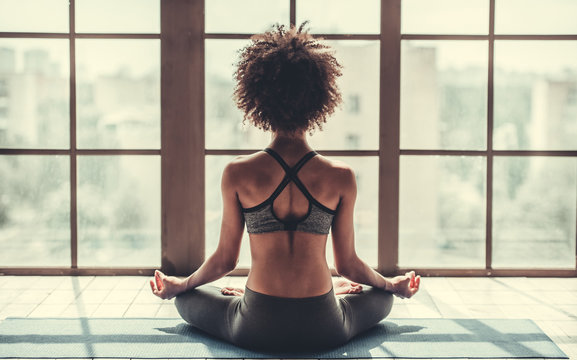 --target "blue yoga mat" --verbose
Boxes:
[0,317,568,359]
